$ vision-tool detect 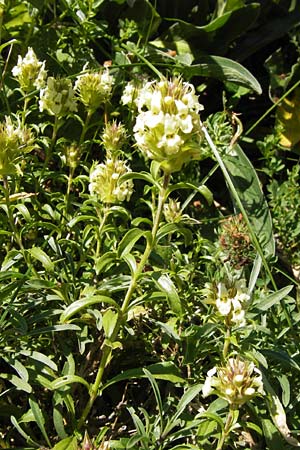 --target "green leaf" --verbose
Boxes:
[10,416,40,447]
[26,324,81,336]
[167,182,213,205]
[29,397,51,447]
[19,350,58,372]
[51,436,78,450]
[254,285,293,311]
[118,228,152,258]
[164,384,203,436]
[223,143,275,258]
[28,247,54,272]
[102,362,185,391]
[152,273,182,316]
[152,4,260,60]
[1,373,32,393]
[67,214,99,228]
[278,375,290,407]
[180,56,262,94]
[263,374,300,447]
[95,251,117,274]
[0,39,18,53]
[49,375,90,391]
[143,369,164,430]
[102,309,118,339]
[157,223,192,246]
[60,295,117,322]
